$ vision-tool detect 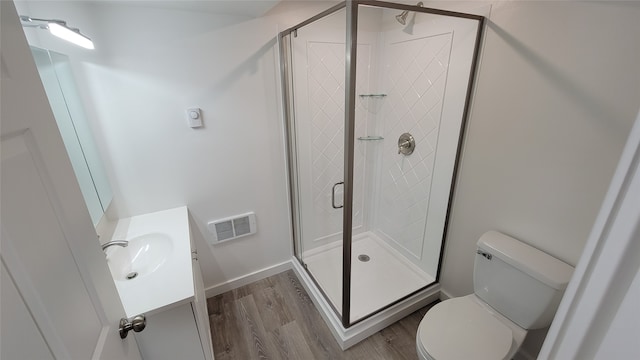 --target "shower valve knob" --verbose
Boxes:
[397,133,415,155]
[398,140,411,153]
